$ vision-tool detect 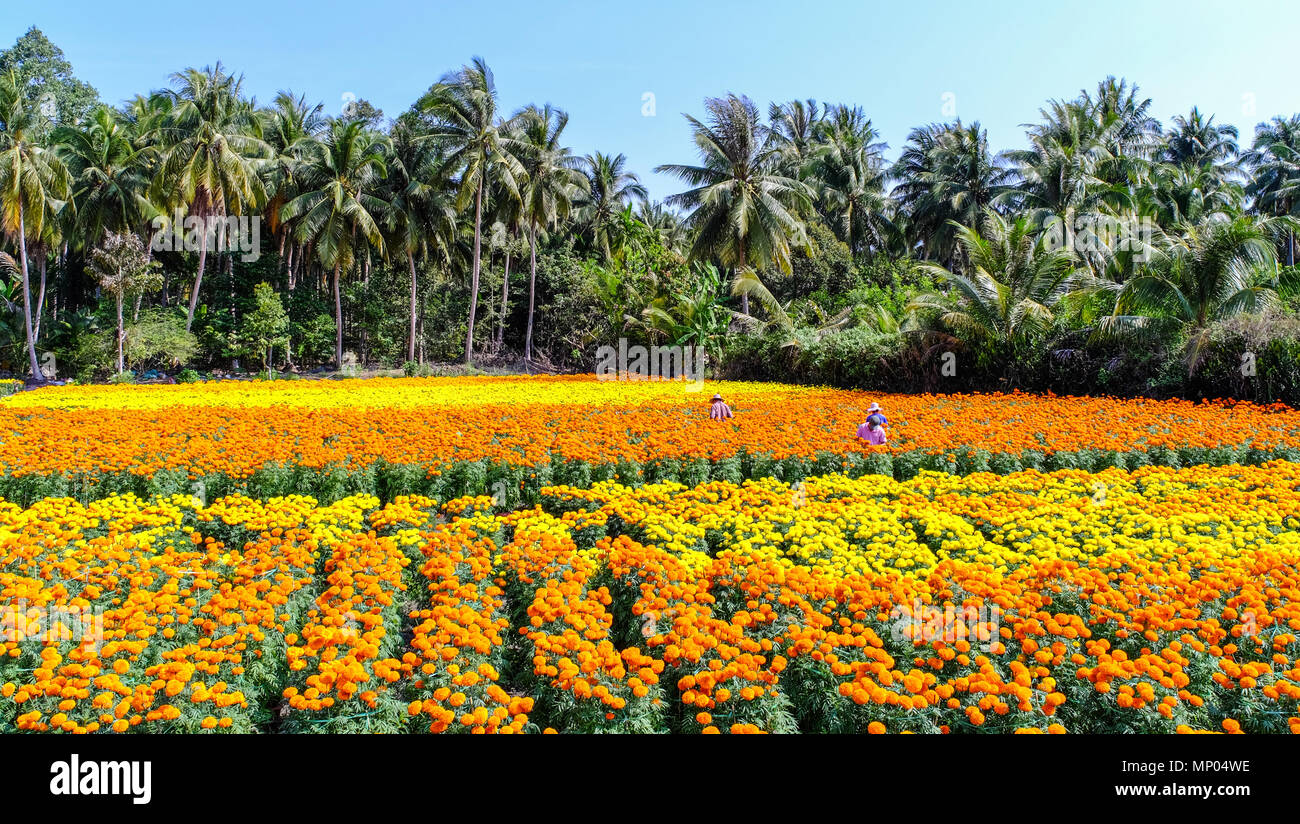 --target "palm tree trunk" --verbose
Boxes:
[33,252,46,342]
[497,248,511,349]
[465,178,483,365]
[185,199,217,333]
[116,292,125,375]
[525,224,538,363]
[227,253,236,326]
[286,243,296,291]
[408,250,418,364]
[155,234,169,307]
[738,238,749,316]
[17,202,41,380]
[186,241,207,333]
[333,257,344,369]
